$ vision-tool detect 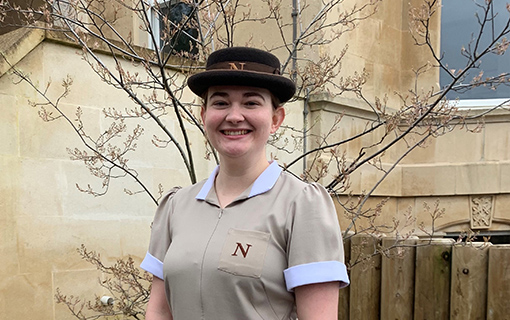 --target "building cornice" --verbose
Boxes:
[0,26,203,79]
[0,27,45,78]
